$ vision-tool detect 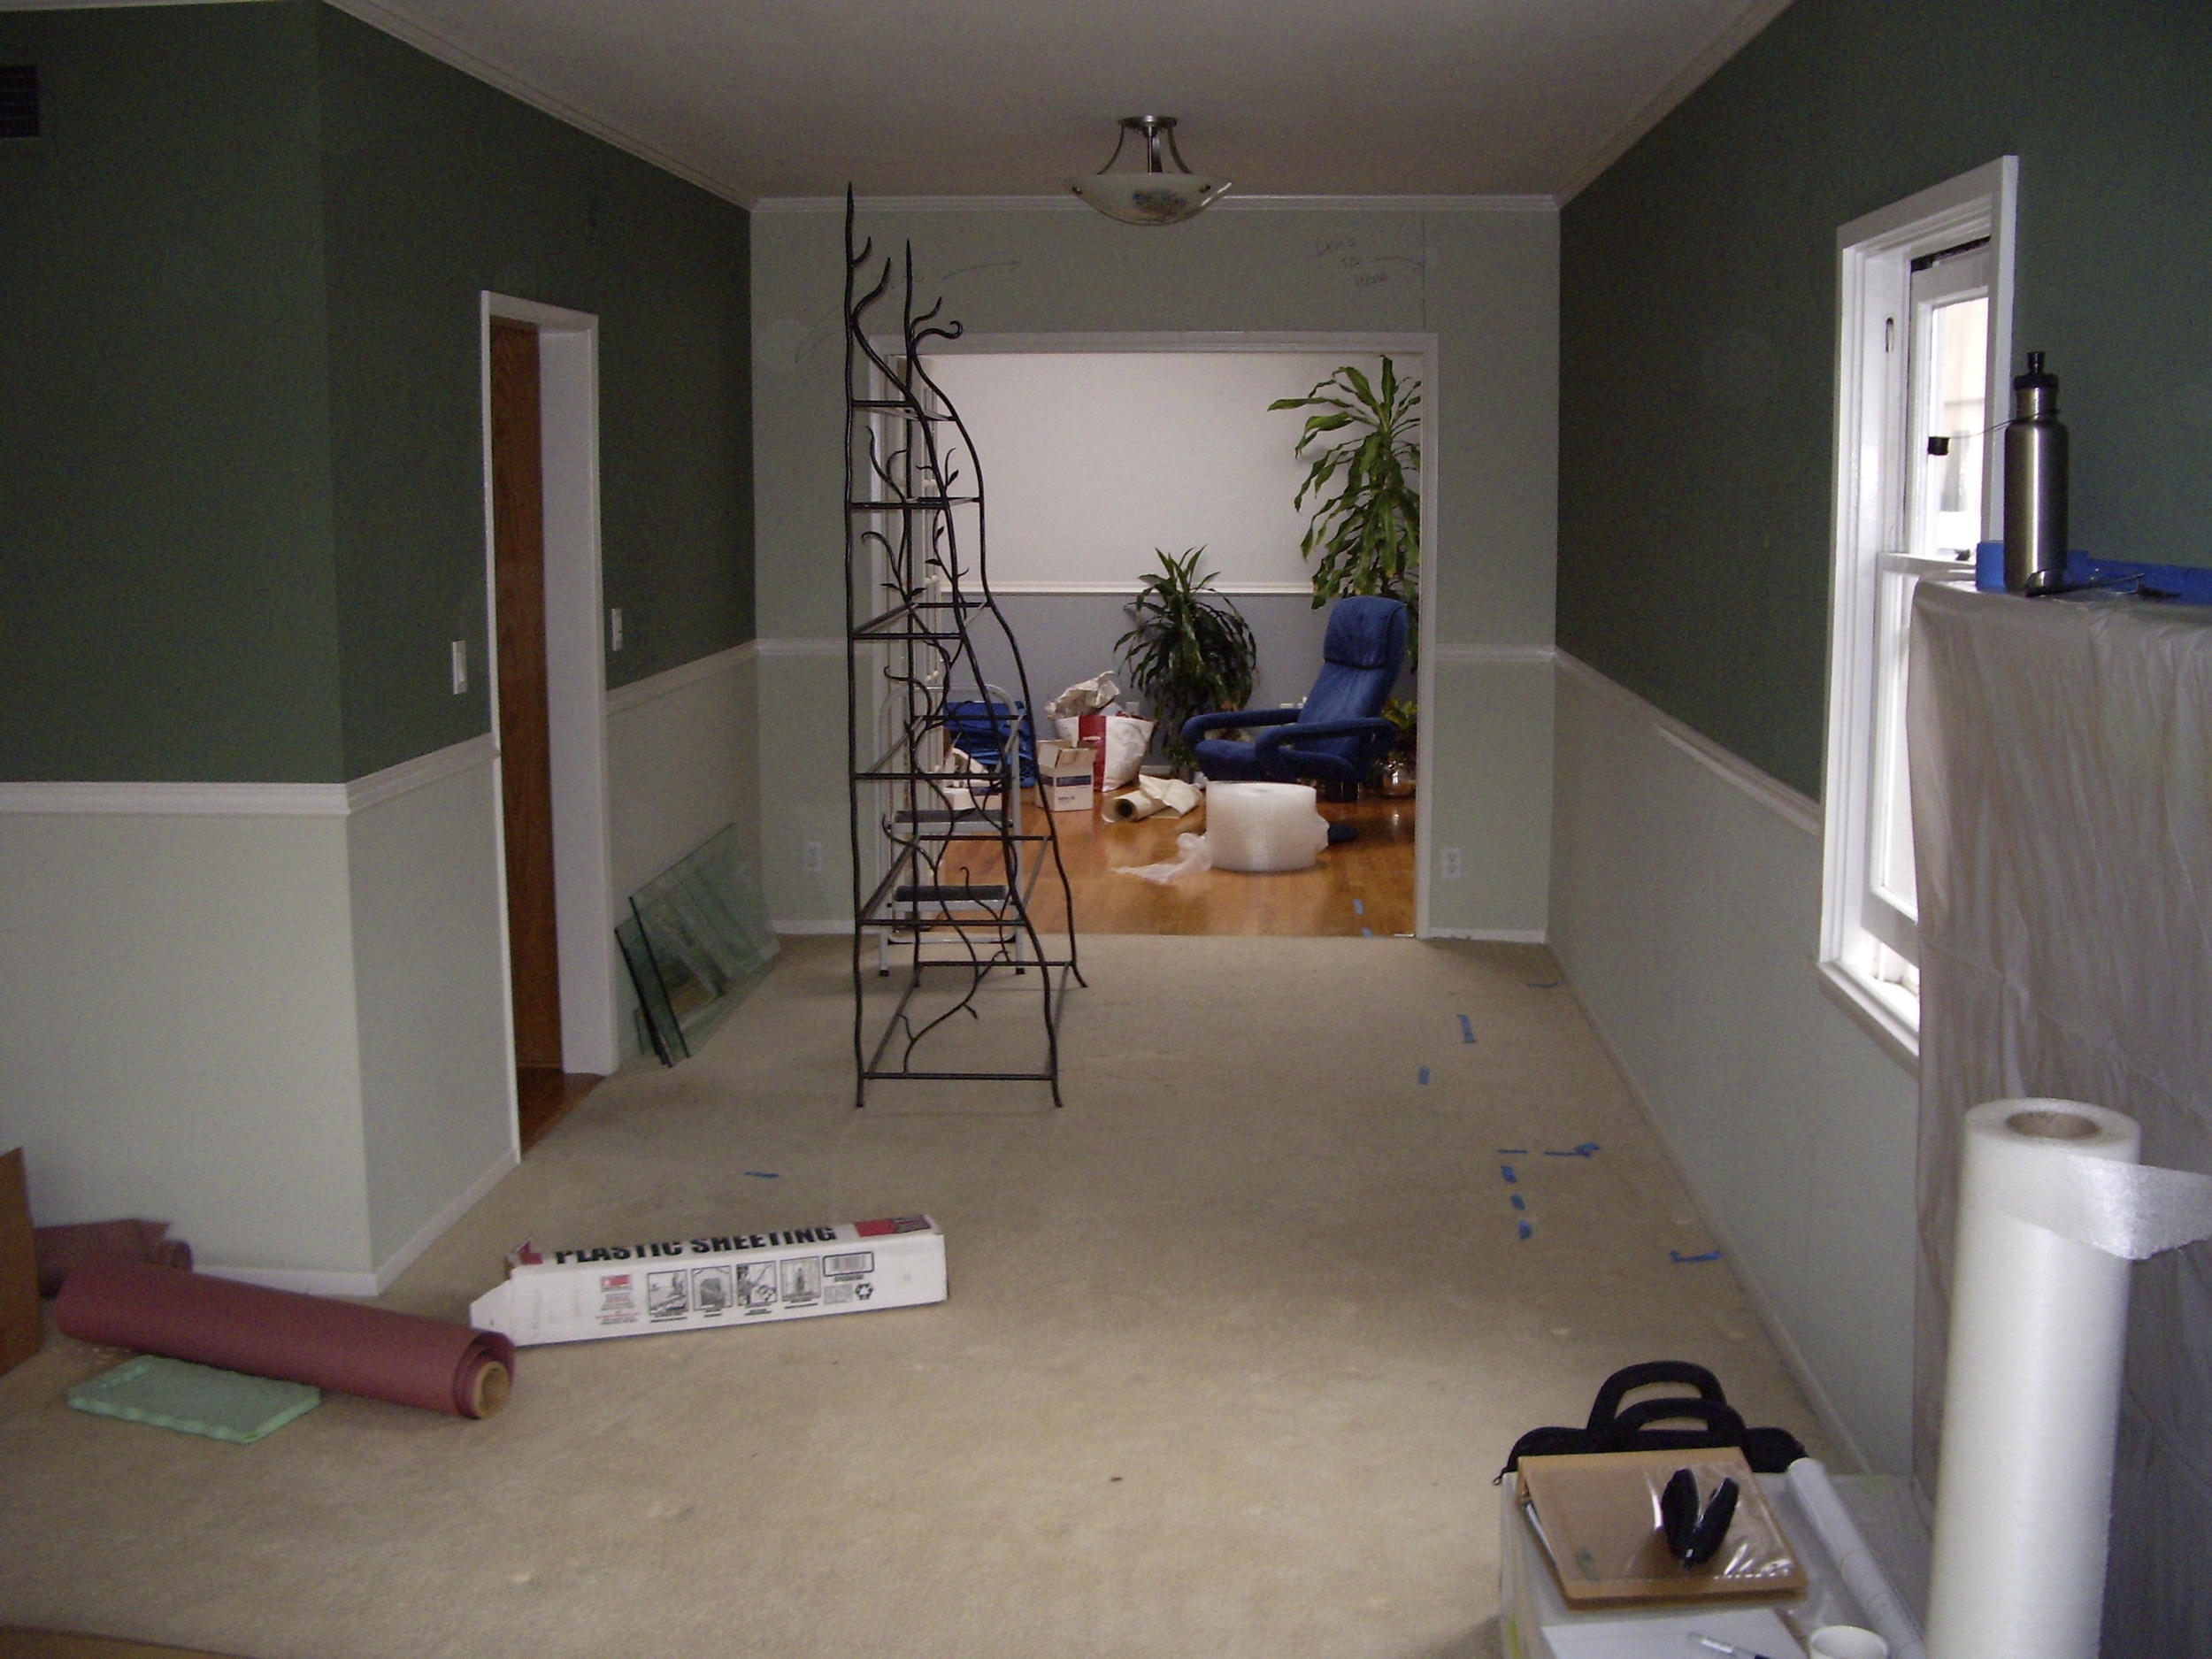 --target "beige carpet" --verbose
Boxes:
[0,937,1829,1659]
